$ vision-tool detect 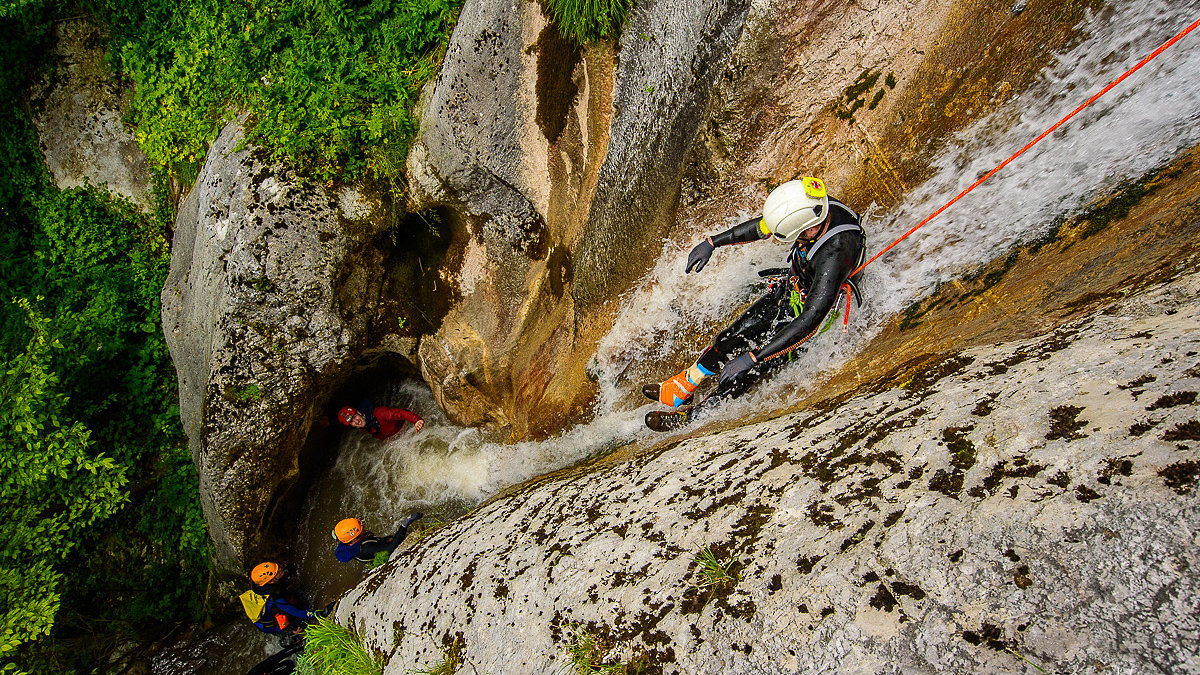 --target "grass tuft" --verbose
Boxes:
[295,616,383,675]
[415,635,463,675]
[694,546,738,589]
[564,623,643,674]
[543,0,633,44]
